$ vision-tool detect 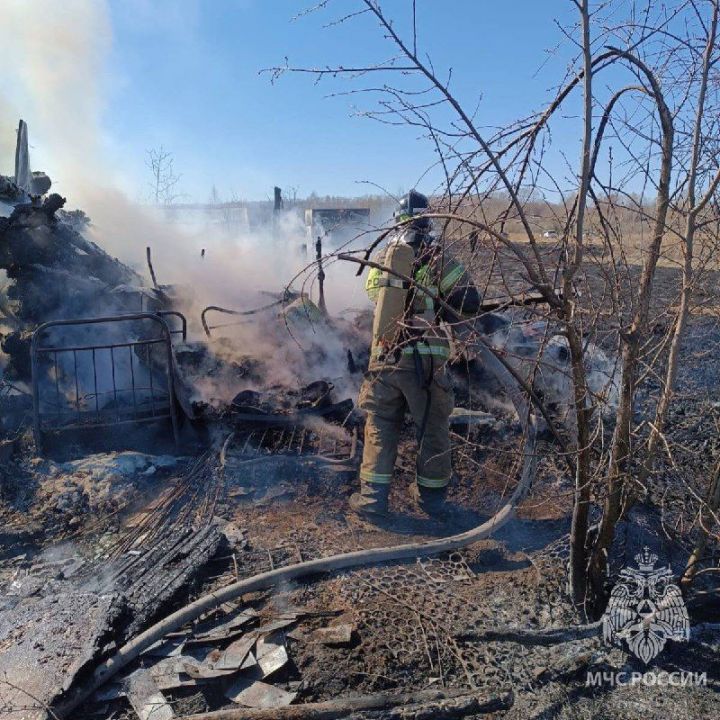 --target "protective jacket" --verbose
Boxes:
[364,229,477,370]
